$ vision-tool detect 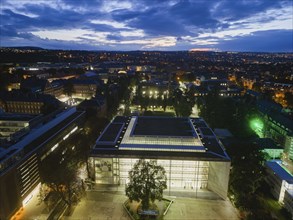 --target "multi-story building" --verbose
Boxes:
[71,79,99,98]
[0,91,61,115]
[253,138,284,160]
[0,108,85,219]
[0,114,42,146]
[256,100,293,160]
[43,80,64,98]
[265,160,293,216]
[77,98,107,118]
[90,116,231,200]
